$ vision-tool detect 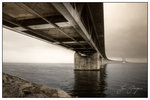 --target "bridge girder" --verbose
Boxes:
[3,3,107,58]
